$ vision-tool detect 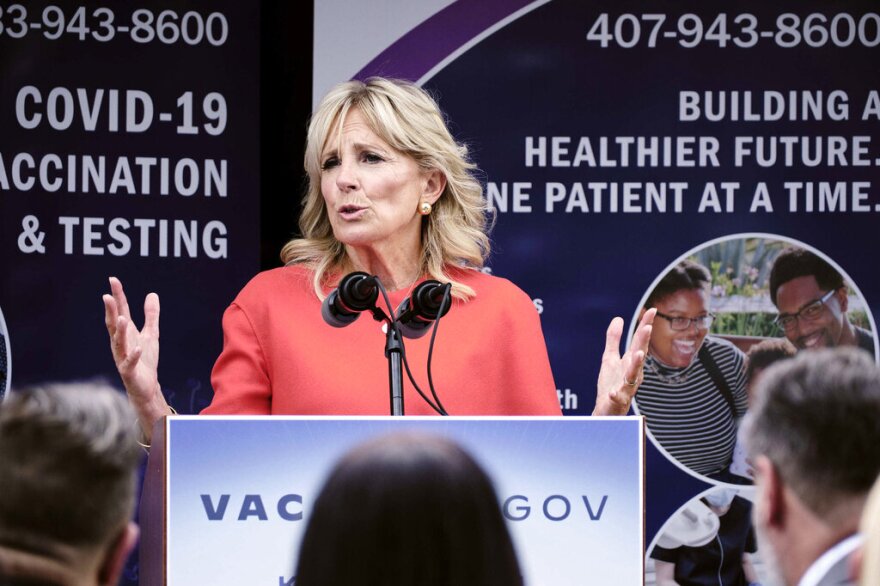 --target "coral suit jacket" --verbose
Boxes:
[202,265,562,416]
